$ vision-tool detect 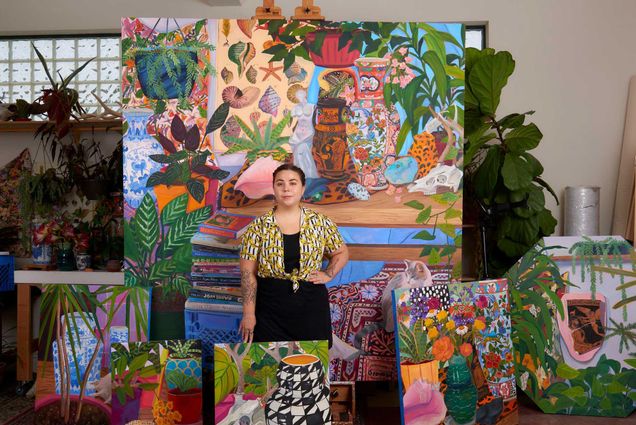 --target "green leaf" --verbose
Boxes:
[537,208,558,236]
[506,123,543,153]
[146,170,166,187]
[416,206,432,224]
[428,248,441,265]
[161,206,211,255]
[186,178,205,203]
[129,353,149,373]
[474,147,502,199]
[556,363,580,380]
[149,154,174,164]
[423,50,448,104]
[500,215,539,245]
[160,194,188,226]
[395,119,412,156]
[206,102,230,135]
[124,219,140,263]
[309,31,327,55]
[149,259,177,281]
[502,153,533,190]
[439,224,458,238]
[405,200,425,210]
[499,111,534,129]
[445,208,462,220]
[214,346,238,404]
[521,152,544,177]
[469,51,515,116]
[414,230,436,241]
[607,381,628,394]
[424,32,446,66]
[135,193,159,255]
[173,244,194,273]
